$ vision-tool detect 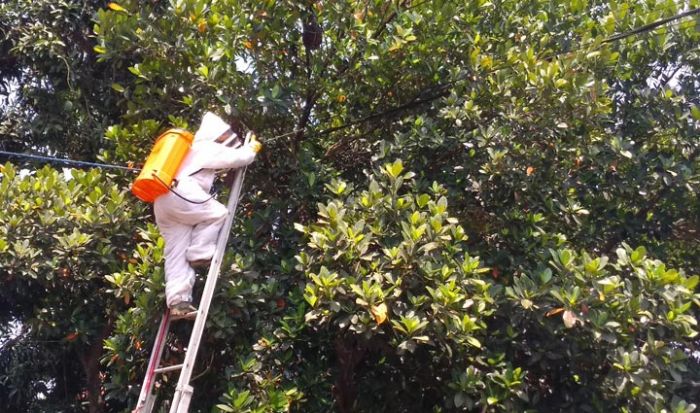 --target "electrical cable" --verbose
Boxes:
[0,128,297,172]
[152,174,215,205]
[0,6,697,173]
[0,149,139,172]
[602,7,700,43]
